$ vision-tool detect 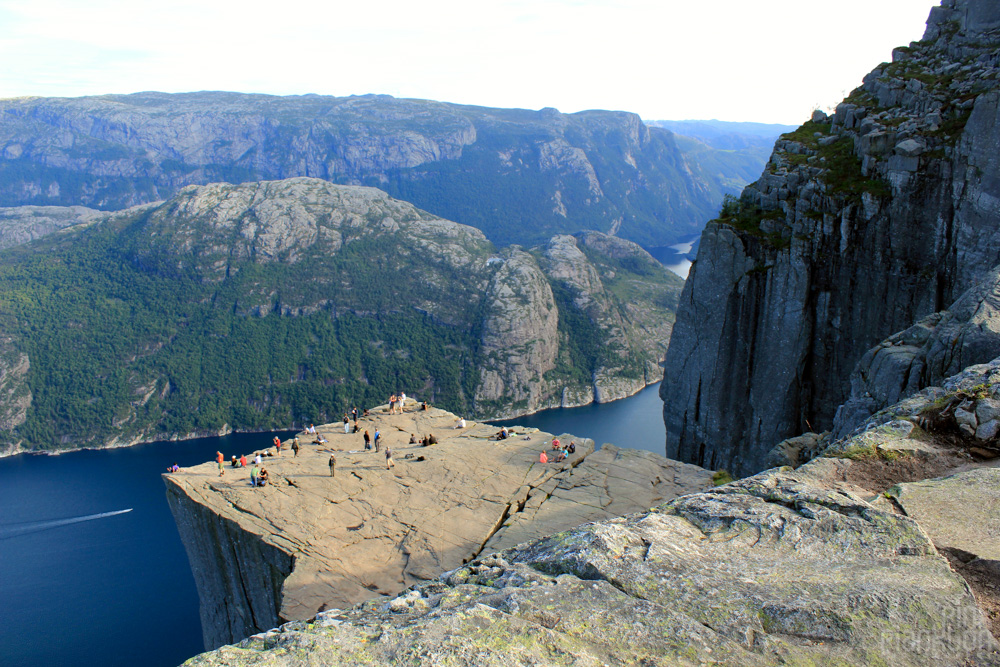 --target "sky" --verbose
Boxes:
[0,0,940,125]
